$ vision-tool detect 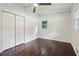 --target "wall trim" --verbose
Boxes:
[38,37,71,43]
[71,42,78,56]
